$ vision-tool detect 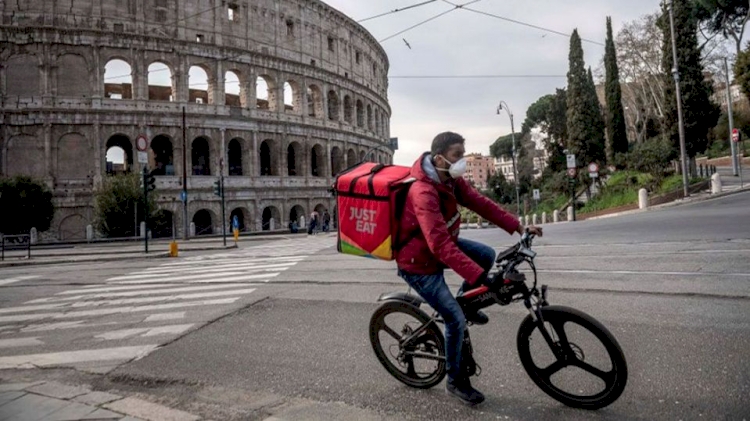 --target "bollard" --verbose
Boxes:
[30,227,38,245]
[140,221,146,238]
[711,172,722,194]
[553,210,560,223]
[270,217,275,231]
[300,216,306,229]
[524,215,530,226]
[542,212,547,224]
[532,214,538,225]
[190,222,196,237]
[86,225,94,241]
[638,188,649,209]
[169,241,178,257]
[567,206,574,222]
